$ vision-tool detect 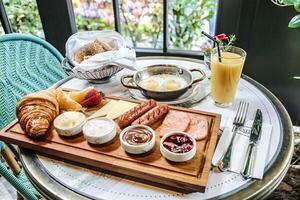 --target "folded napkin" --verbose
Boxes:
[212,120,273,179]
[74,47,137,71]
